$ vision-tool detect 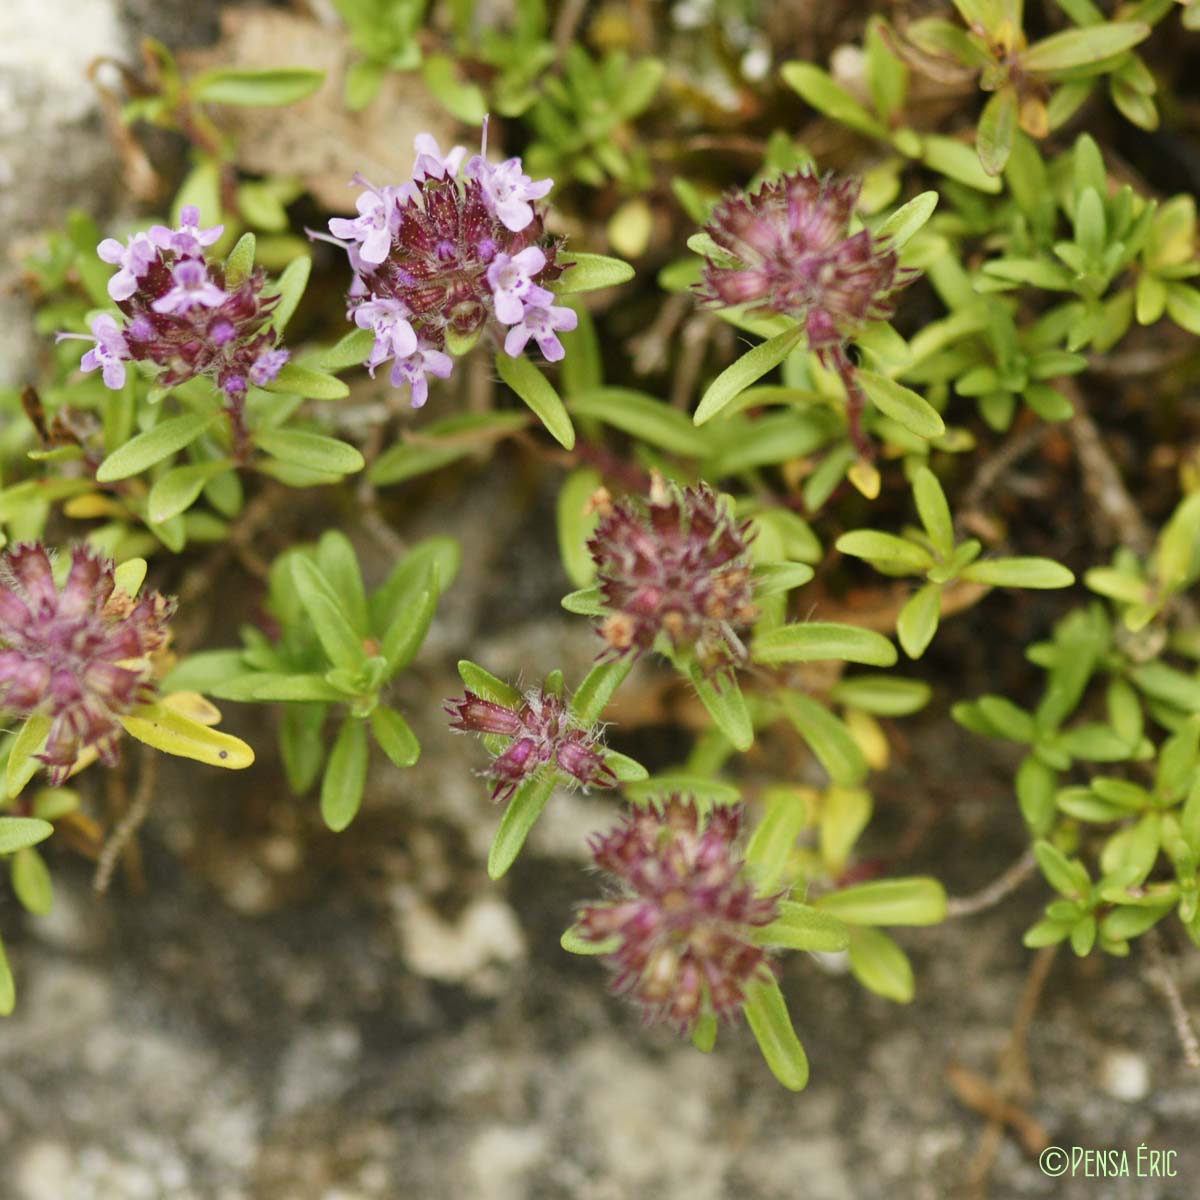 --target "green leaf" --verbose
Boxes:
[571,656,633,726]
[11,847,53,916]
[829,676,932,716]
[321,718,369,831]
[95,411,220,483]
[874,191,939,250]
[255,429,363,475]
[816,876,947,925]
[752,623,898,667]
[265,362,349,400]
[689,666,753,751]
[694,326,805,426]
[380,584,436,672]
[147,460,229,525]
[745,789,809,891]
[912,467,955,558]
[561,923,618,956]
[857,370,945,438]
[291,555,369,671]
[0,816,54,856]
[370,705,420,768]
[0,933,14,1015]
[224,232,256,288]
[488,773,557,879]
[836,530,934,572]
[1018,756,1058,834]
[778,692,868,787]
[743,976,809,1091]
[751,562,815,597]
[209,673,346,702]
[921,134,1004,193]
[561,586,606,616]
[421,53,487,123]
[977,86,1018,176]
[692,1012,718,1053]
[6,713,51,800]
[1021,22,1151,75]
[568,388,710,457]
[1034,840,1090,897]
[317,530,368,633]
[847,926,914,1002]
[191,67,325,106]
[557,467,602,588]
[555,252,636,295]
[316,327,375,371]
[495,351,575,449]
[961,557,1075,588]
[897,583,942,659]
[268,255,312,333]
[758,901,851,952]
[624,775,742,809]
[780,61,887,138]
[118,703,255,769]
[457,661,524,708]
